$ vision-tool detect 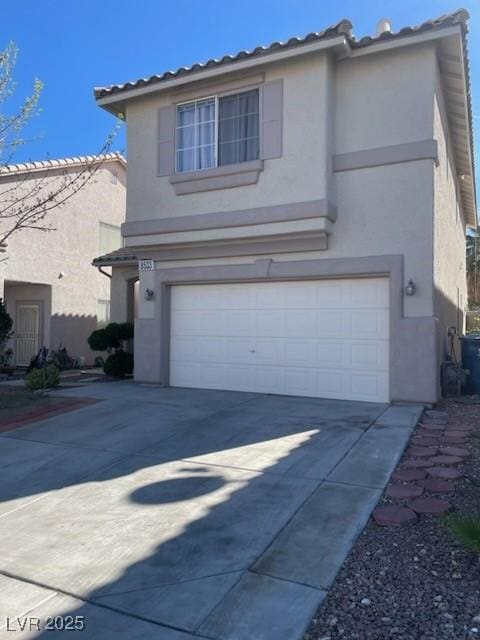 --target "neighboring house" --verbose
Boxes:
[0,154,126,366]
[93,10,476,404]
